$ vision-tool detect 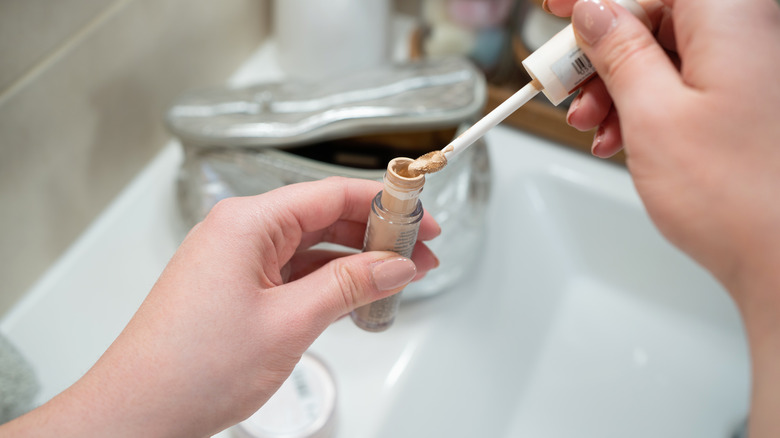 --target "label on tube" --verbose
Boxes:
[550,46,595,94]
